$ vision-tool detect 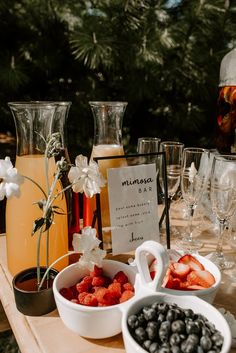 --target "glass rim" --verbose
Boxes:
[160,141,184,146]
[89,101,128,107]
[183,147,209,152]
[8,101,72,108]
[213,154,236,160]
[138,137,161,141]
